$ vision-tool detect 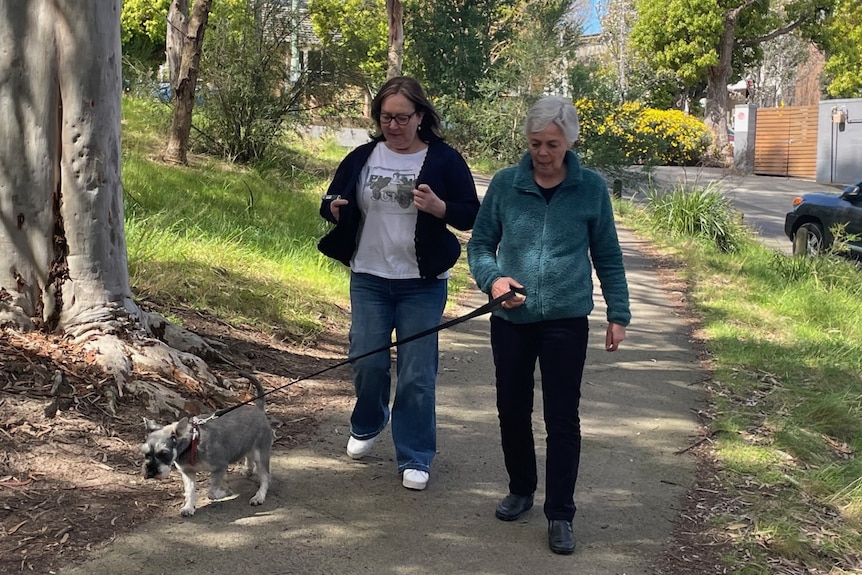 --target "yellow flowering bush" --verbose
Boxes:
[576,99,712,167]
[634,108,712,165]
